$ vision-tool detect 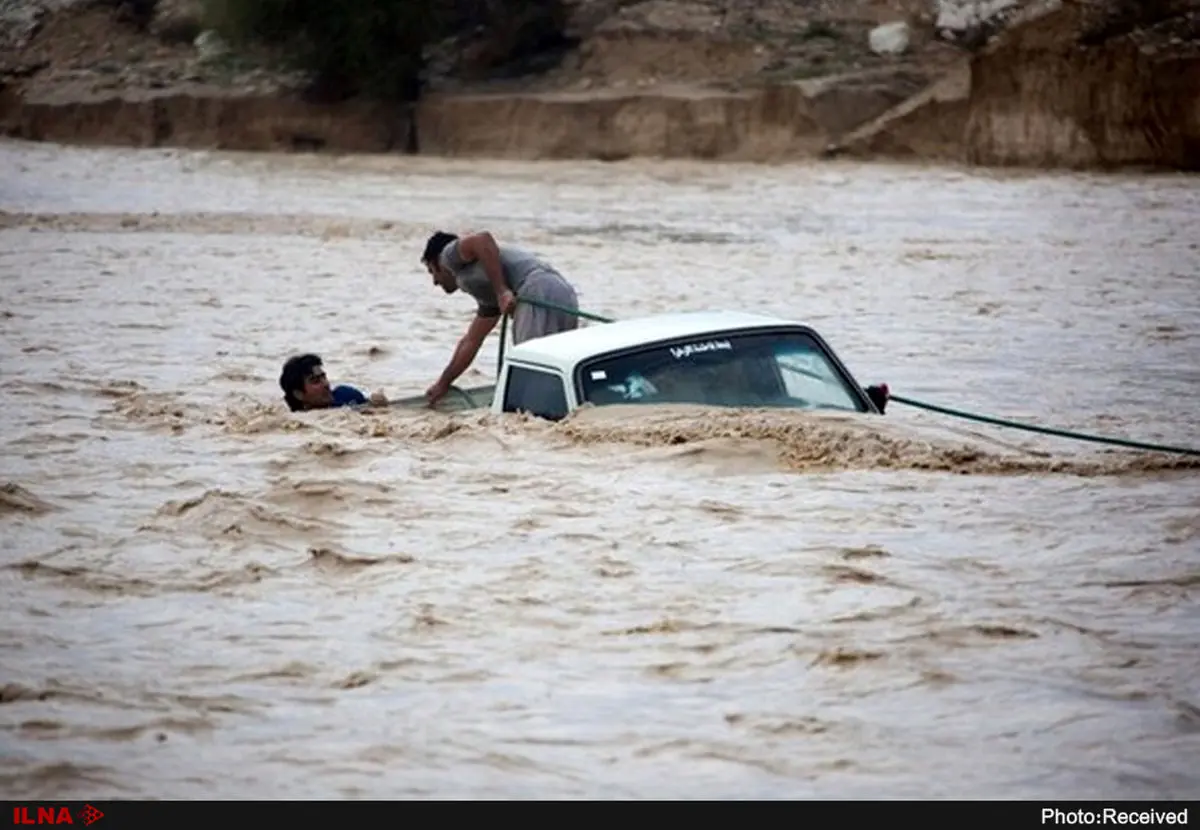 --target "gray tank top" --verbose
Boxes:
[440,240,558,317]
